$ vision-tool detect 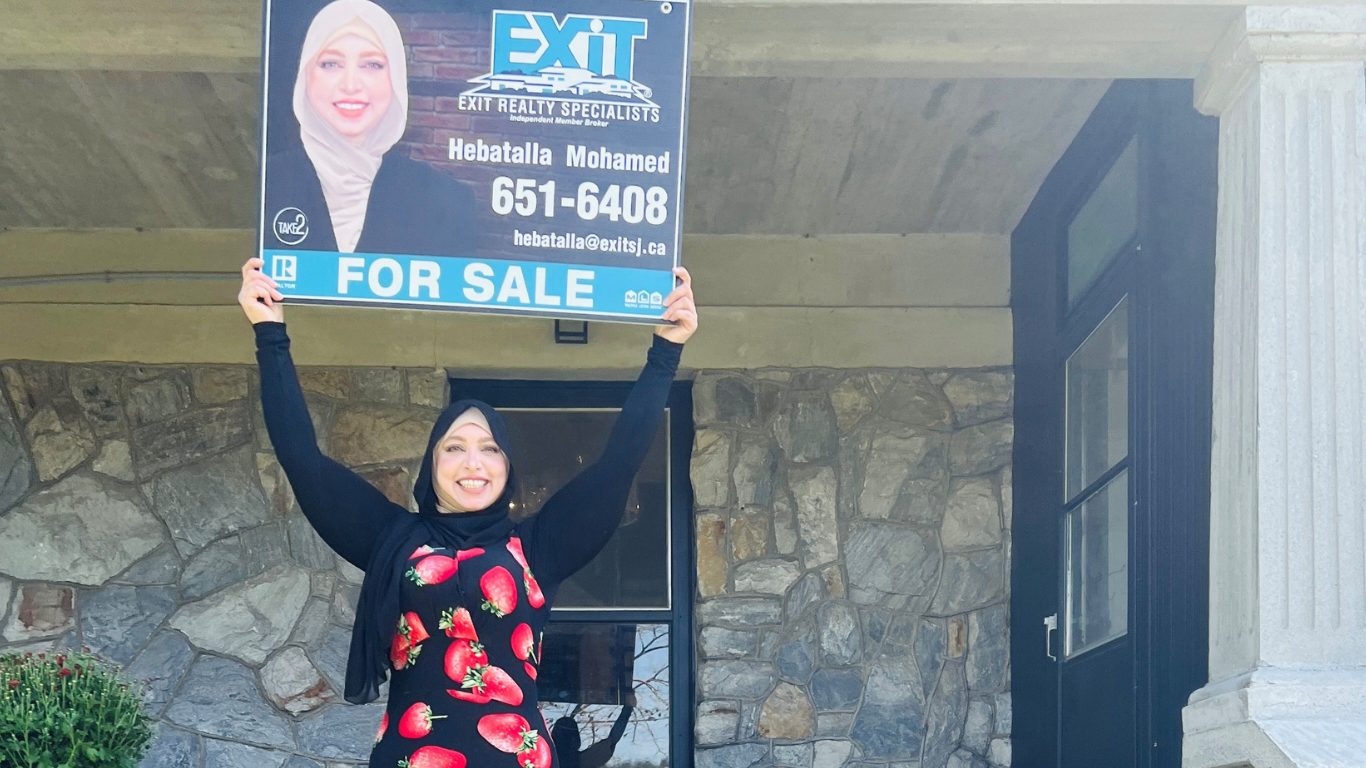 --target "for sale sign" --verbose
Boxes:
[258,0,691,323]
